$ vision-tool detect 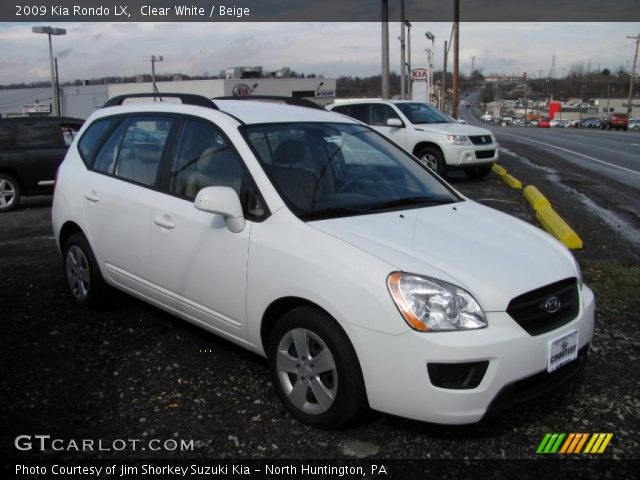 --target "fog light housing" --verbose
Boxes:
[427,361,489,389]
